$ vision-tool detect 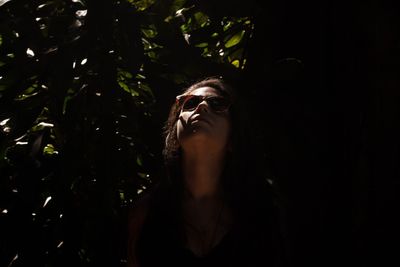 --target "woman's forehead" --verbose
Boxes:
[185,86,220,96]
